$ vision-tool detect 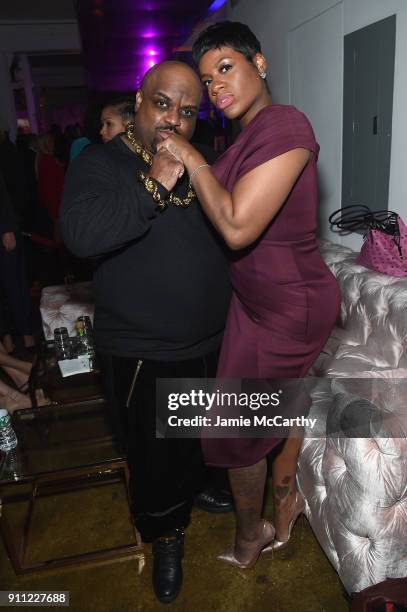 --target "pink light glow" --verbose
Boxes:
[148,59,156,68]
[140,29,159,39]
[148,49,156,56]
